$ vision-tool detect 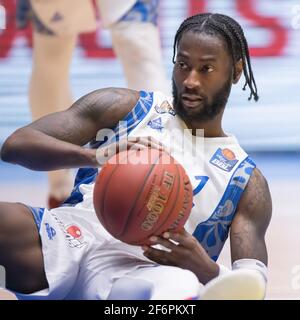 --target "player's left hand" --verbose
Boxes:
[142,229,219,284]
